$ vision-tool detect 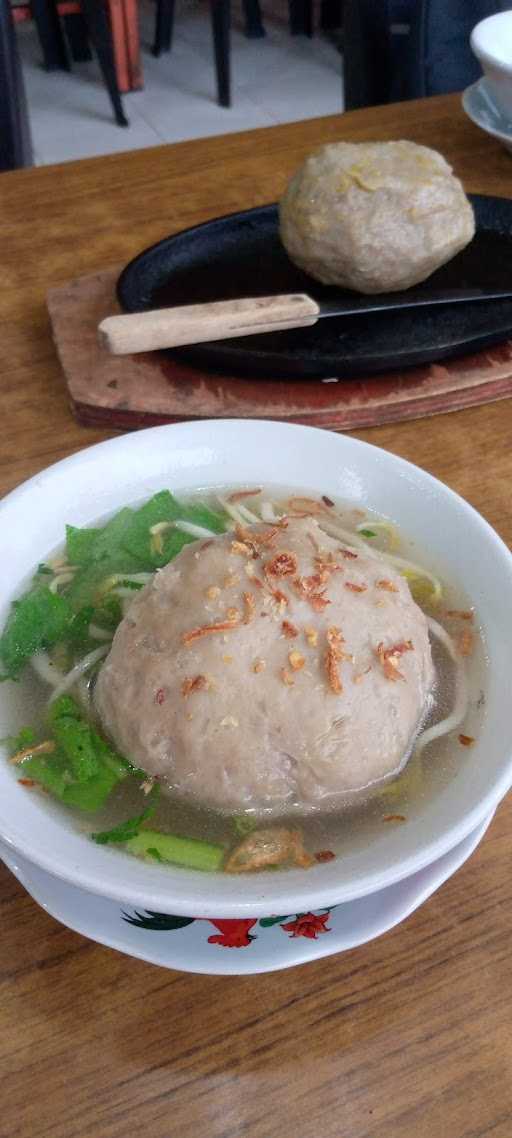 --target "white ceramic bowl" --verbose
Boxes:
[471,11,512,120]
[1,420,511,962]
